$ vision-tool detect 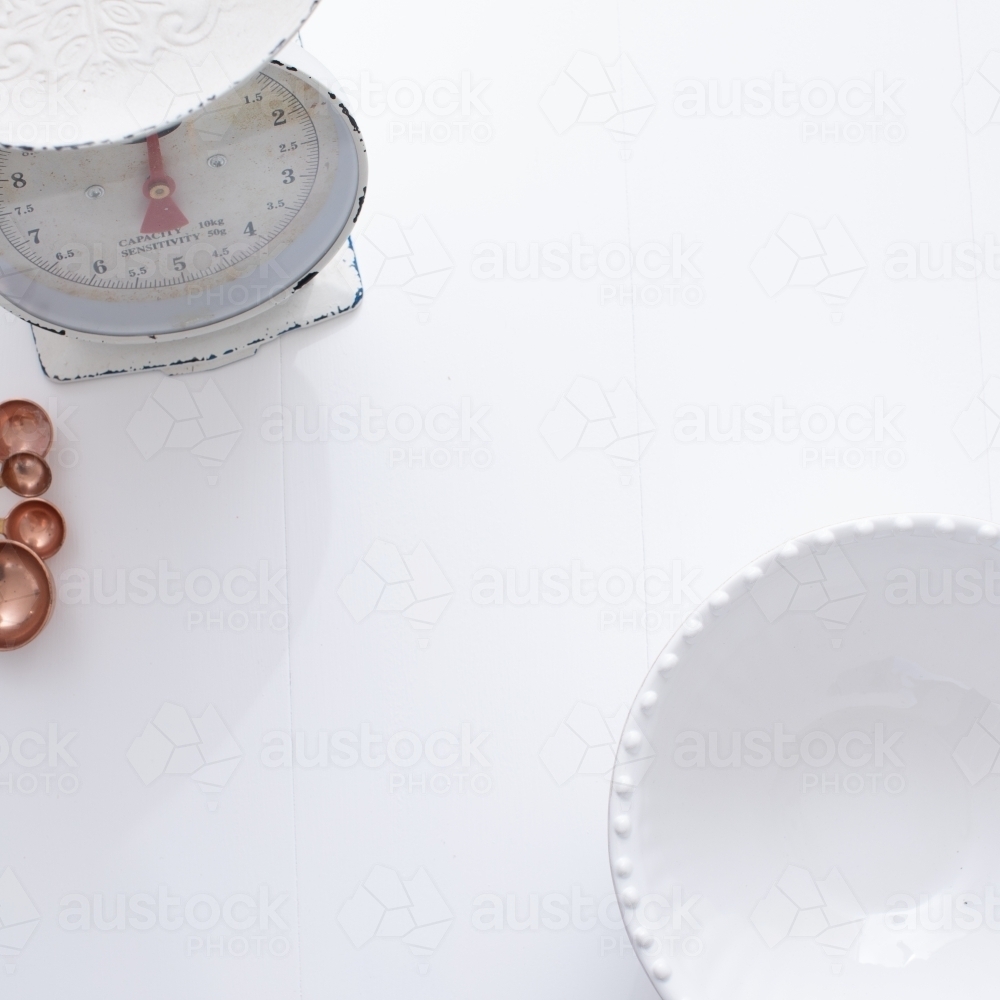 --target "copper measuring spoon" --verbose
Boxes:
[0,399,53,461]
[1,499,66,559]
[0,539,55,651]
[0,403,60,650]
[1,453,52,497]
[0,400,54,499]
